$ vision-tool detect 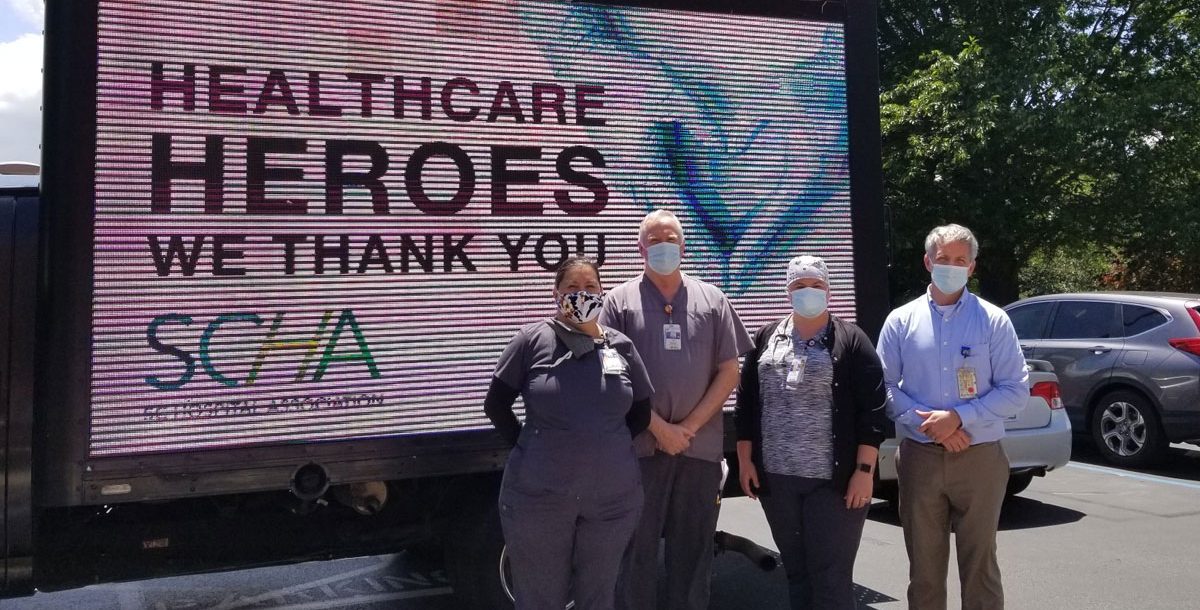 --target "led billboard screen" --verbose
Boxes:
[89,0,855,455]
